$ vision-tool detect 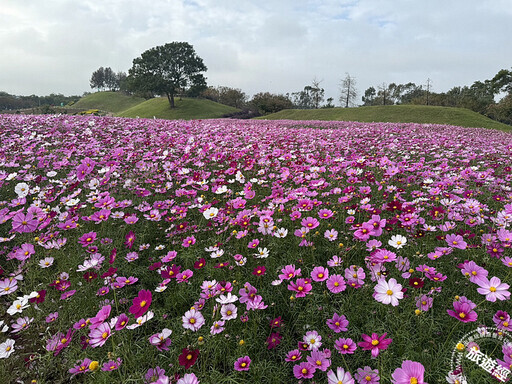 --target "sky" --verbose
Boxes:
[1,0,511,105]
